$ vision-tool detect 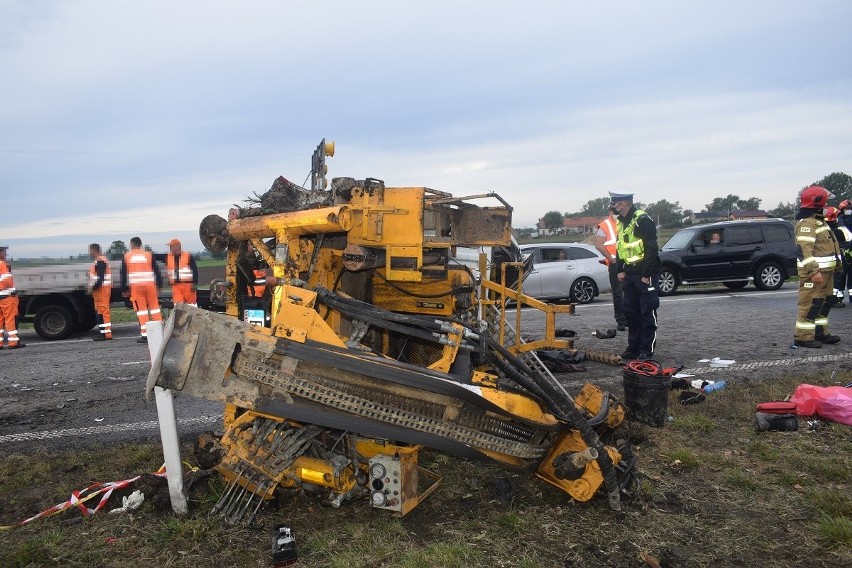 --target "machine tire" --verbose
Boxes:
[569,277,597,304]
[34,304,75,341]
[723,281,748,290]
[657,269,679,296]
[754,261,784,291]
